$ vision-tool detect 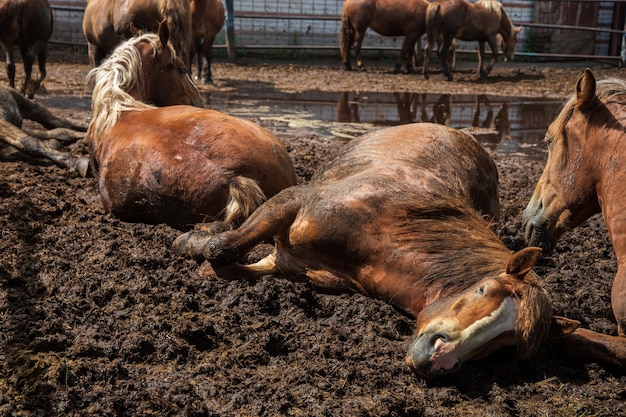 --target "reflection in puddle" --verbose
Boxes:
[204,89,562,157]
